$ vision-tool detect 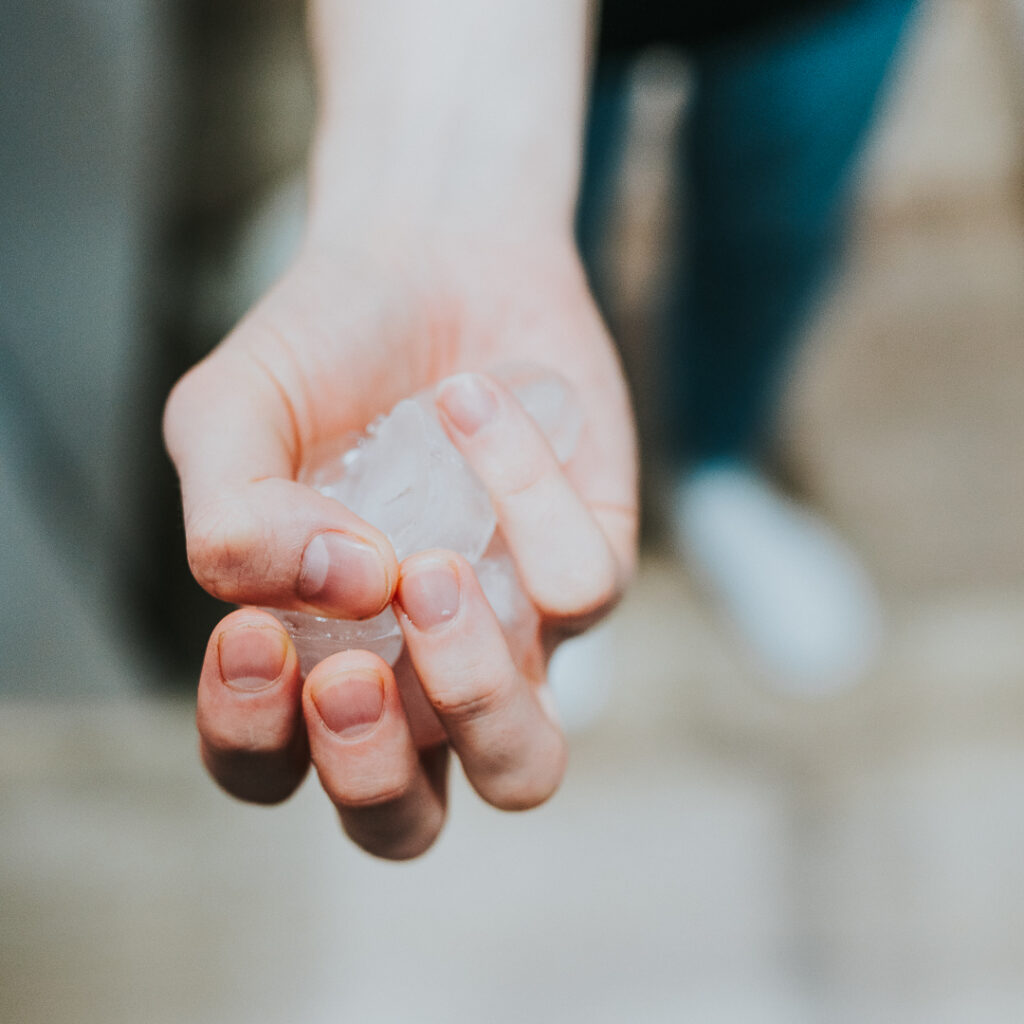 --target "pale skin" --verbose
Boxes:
[163,0,638,860]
